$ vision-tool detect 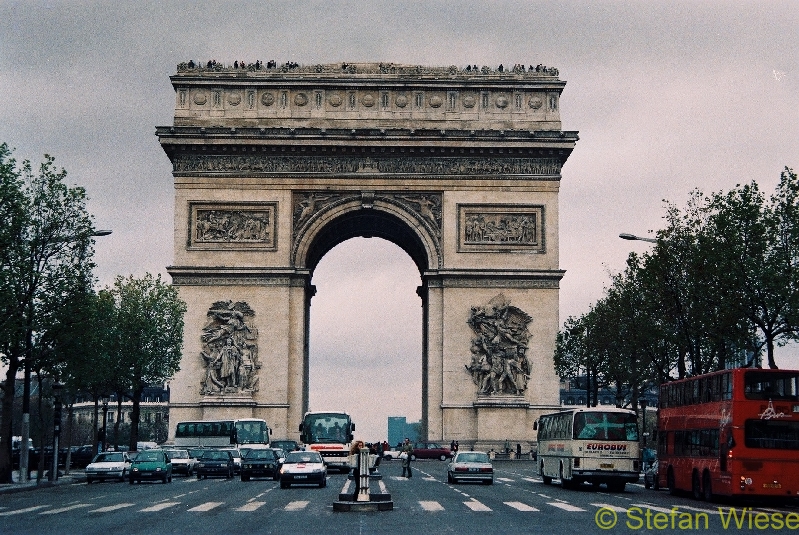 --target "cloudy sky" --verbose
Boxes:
[2,1,797,440]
